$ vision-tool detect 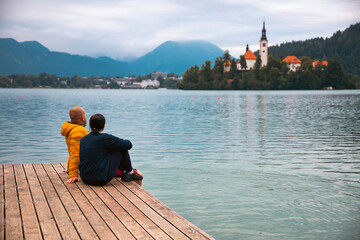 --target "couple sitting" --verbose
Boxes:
[61,107,142,186]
